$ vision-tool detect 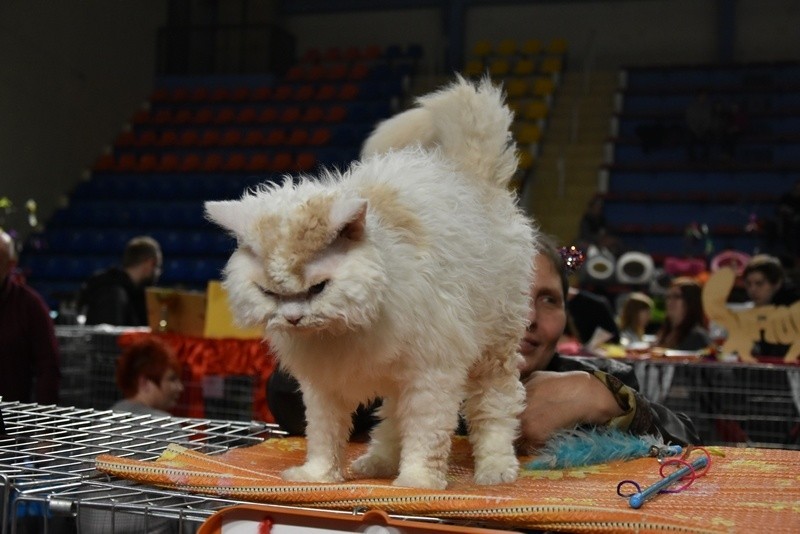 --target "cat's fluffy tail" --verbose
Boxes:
[361,76,517,189]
